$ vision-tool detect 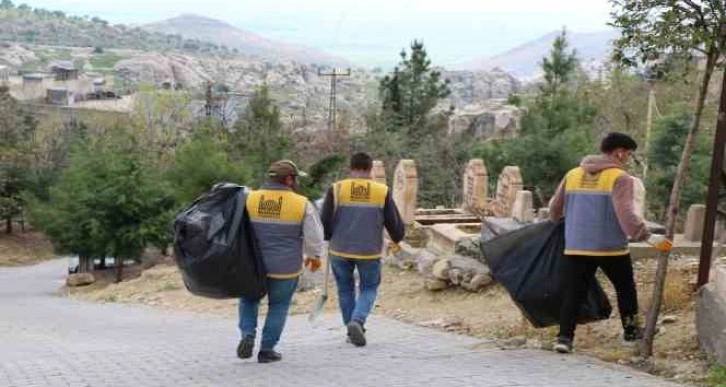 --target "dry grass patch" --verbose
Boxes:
[0,229,54,267]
